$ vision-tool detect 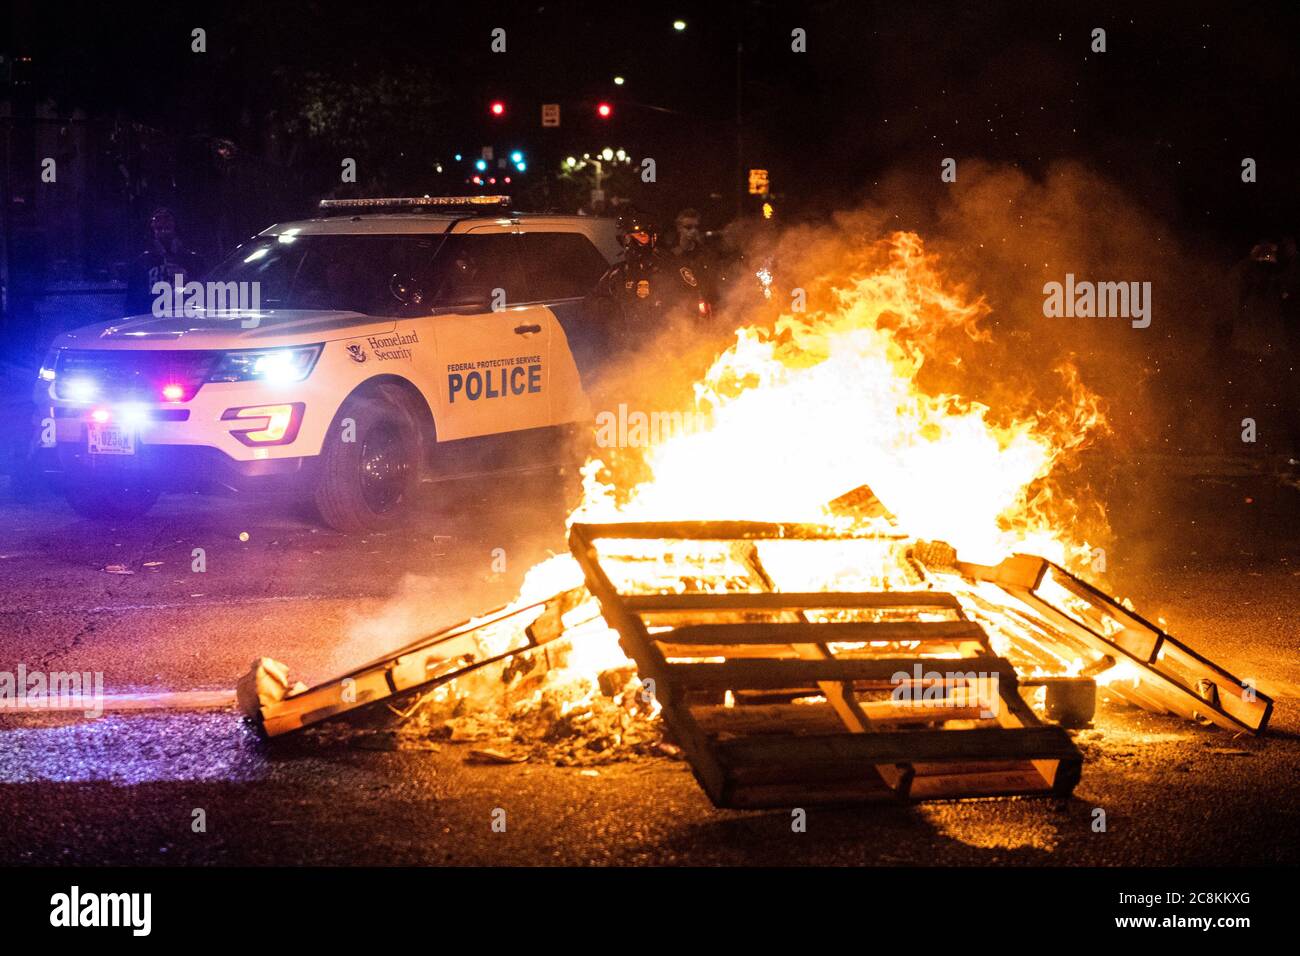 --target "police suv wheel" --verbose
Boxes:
[62,480,160,520]
[313,396,418,532]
